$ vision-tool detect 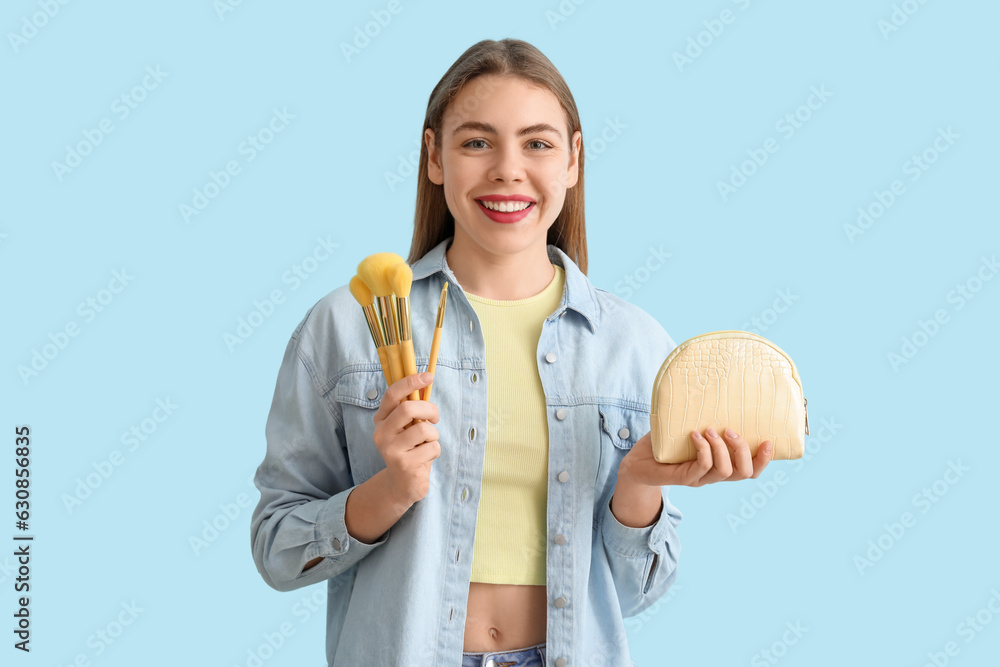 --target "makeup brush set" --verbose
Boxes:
[350,253,448,406]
